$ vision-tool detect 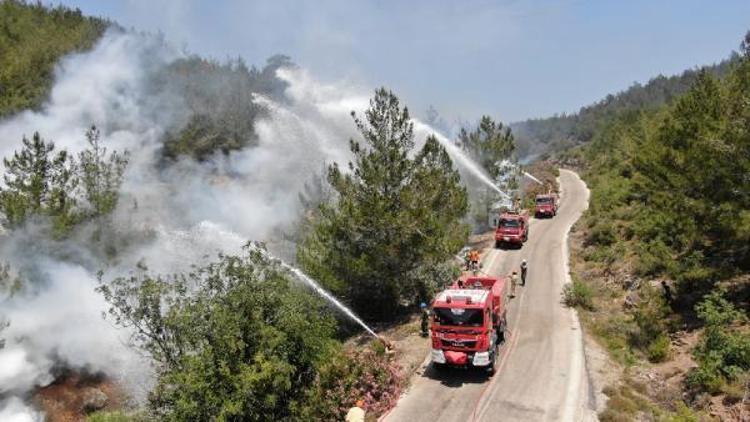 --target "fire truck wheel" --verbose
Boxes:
[487,346,498,376]
[432,362,446,372]
[495,240,502,249]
